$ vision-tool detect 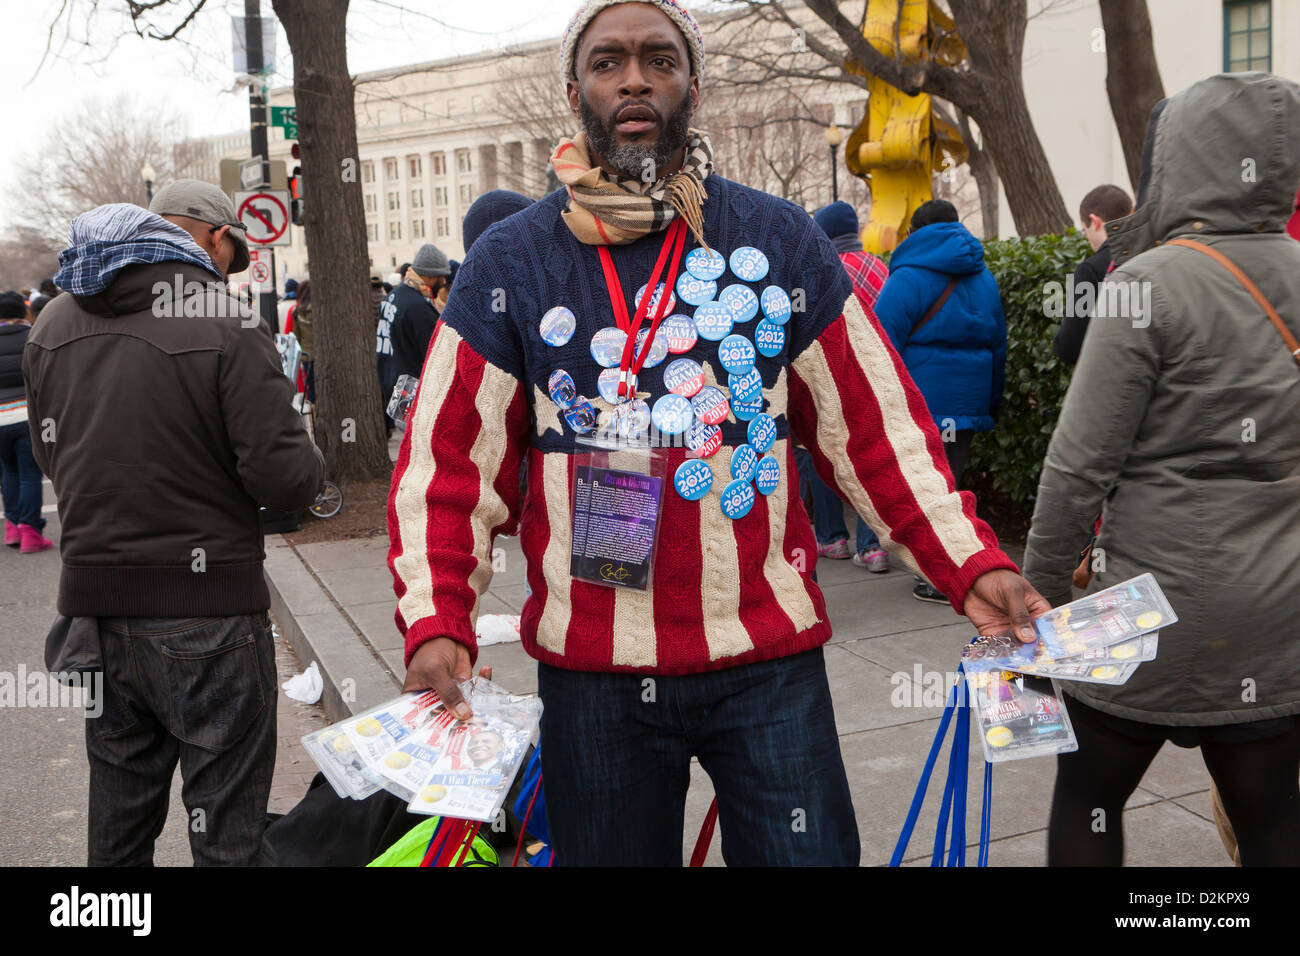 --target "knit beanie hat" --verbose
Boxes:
[411,243,451,278]
[462,190,534,252]
[0,291,27,319]
[561,0,704,83]
[813,201,859,240]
